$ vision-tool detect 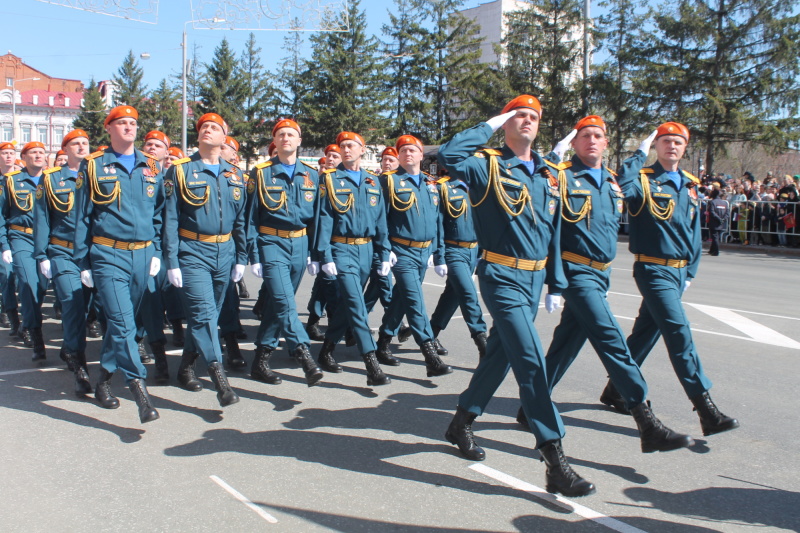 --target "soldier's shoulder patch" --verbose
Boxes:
[0,185,3,196]
[75,173,84,189]
[43,166,61,175]
[173,157,192,166]
[255,161,273,170]
[247,178,255,194]
[86,150,104,160]
[35,184,44,199]
[164,179,174,197]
